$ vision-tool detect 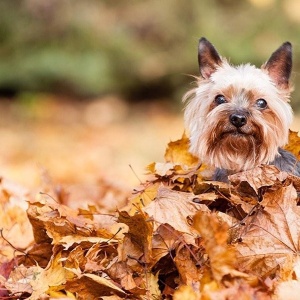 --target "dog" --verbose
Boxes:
[183,37,300,181]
